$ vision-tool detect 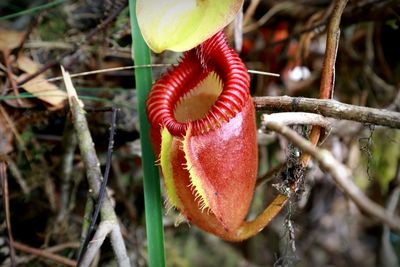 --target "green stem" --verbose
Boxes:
[0,0,66,20]
[128,1,166,267]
